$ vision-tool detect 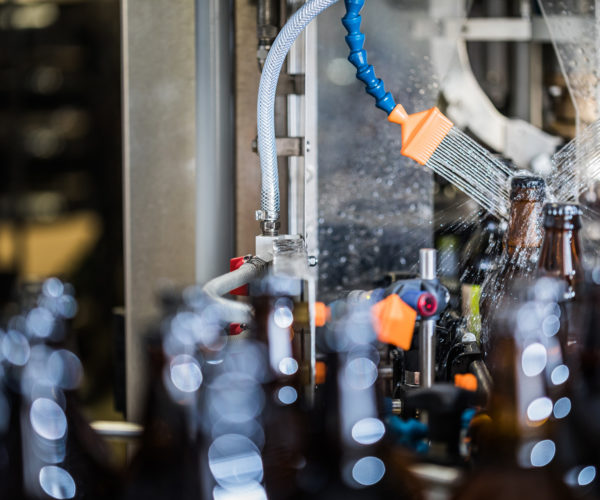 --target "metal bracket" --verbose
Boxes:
[252,136,304,157]
[276,73,305,95]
